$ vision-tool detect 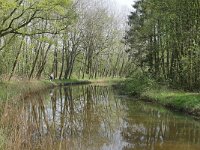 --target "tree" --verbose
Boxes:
[126,0,200,90]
